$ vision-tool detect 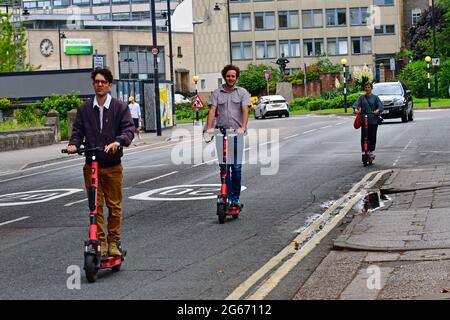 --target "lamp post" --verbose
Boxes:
[341,58,348,113]
[431,0,438,97]
[425,55,432,109]
[164,0,176,125]
[58,27,66,70]
[192,20,204,78]
[150,0,162,136]
[192,75,200,123]
[213,1,232,64]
